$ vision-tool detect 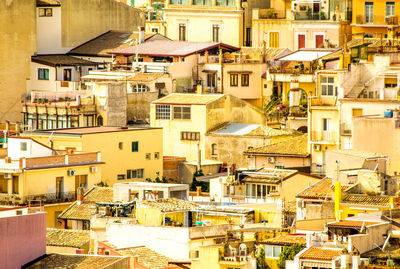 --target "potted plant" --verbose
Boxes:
[319,11,326,20]
[306,7,312,19]
[266,9,274,19]
[299,5,307,11]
